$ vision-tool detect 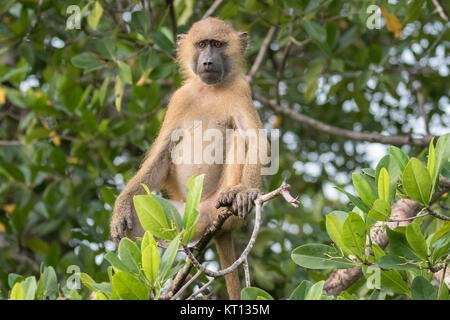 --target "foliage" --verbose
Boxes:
[0,0,449,300]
